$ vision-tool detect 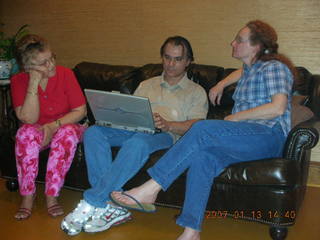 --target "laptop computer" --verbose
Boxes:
[84,89,160,134]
